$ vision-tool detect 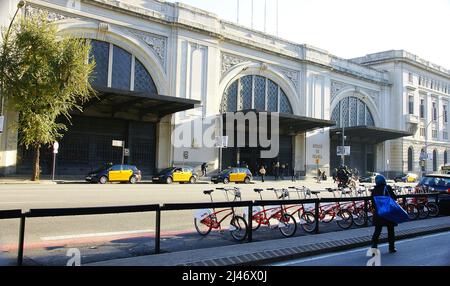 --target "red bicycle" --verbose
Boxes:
[284,186,318,233]
[194,187,248,241]
[246,188,297,237]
